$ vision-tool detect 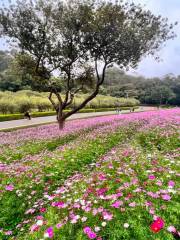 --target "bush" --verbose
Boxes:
[15,98,34,113]
[0,90,140,114]
[31,97,52,112]
[0,100,16,114]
